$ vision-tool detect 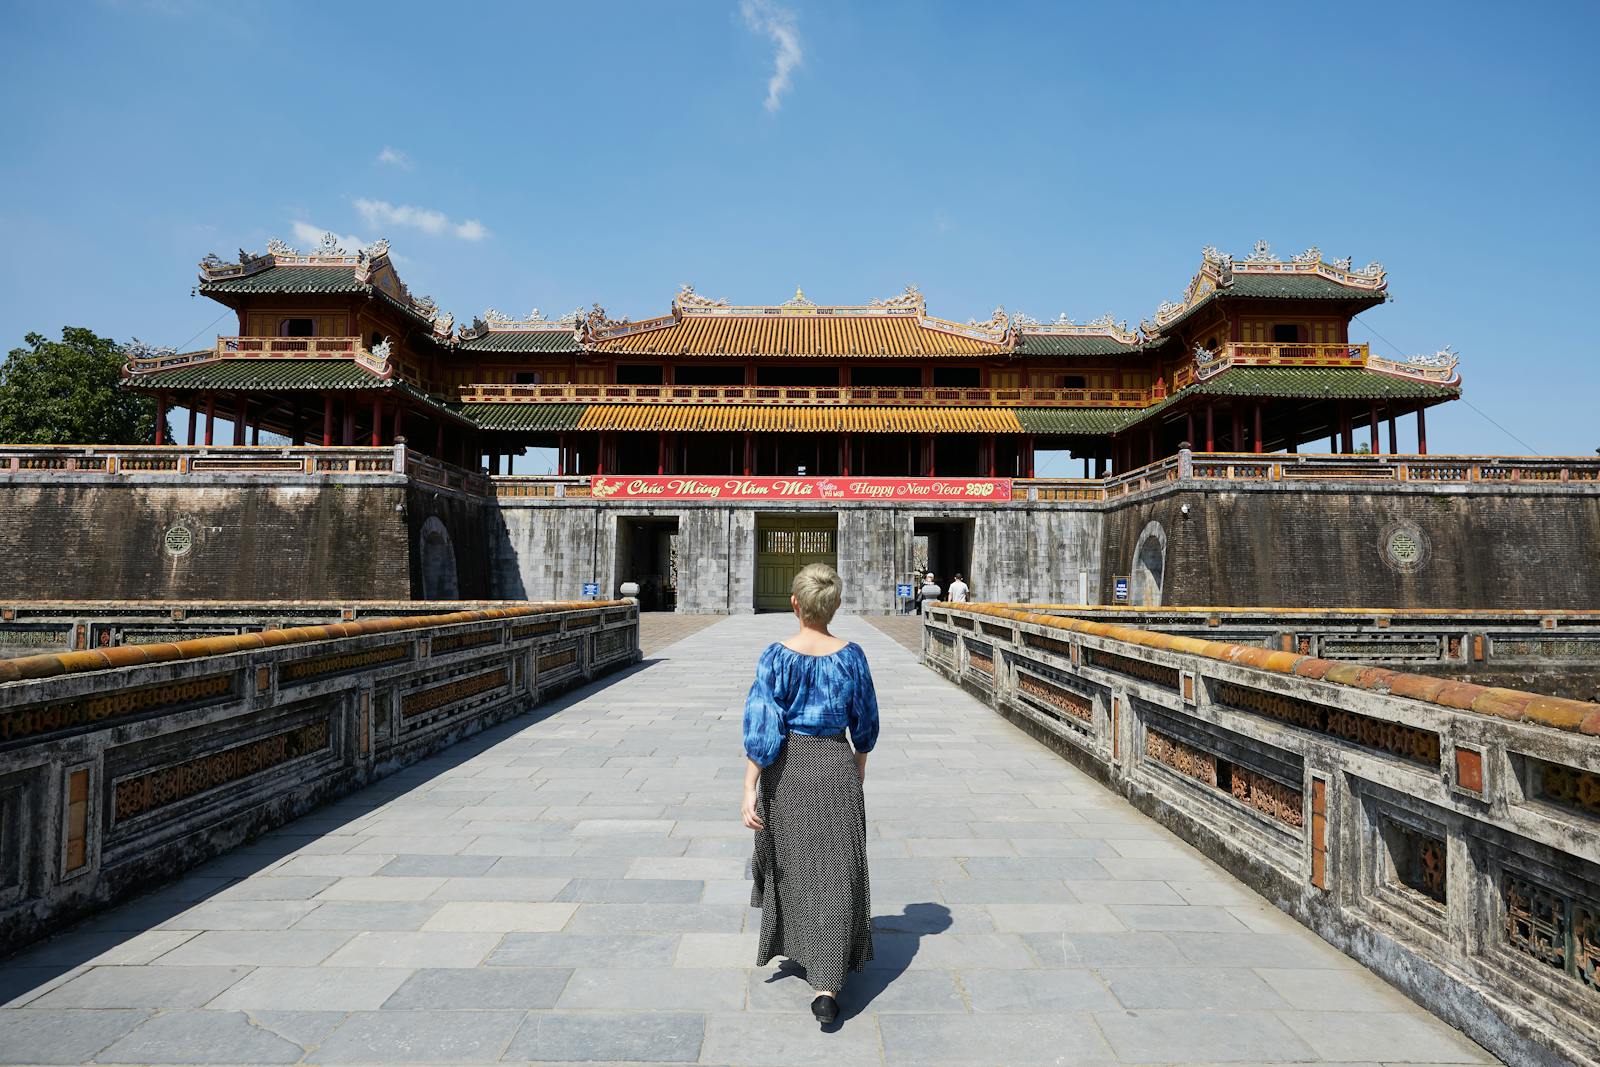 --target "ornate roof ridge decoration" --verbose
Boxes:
[1015,312,1139,345]
[669,284,929,319]
[198,234,394,283]
[674,284,729,311]
[1147,240,1388,334]
[459,307,585,342]
[1368,345,1463,385]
